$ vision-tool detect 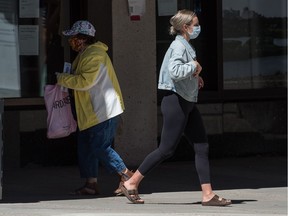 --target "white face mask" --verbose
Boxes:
[188,25,201,39]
